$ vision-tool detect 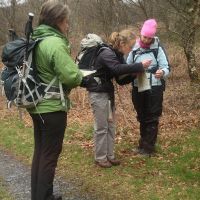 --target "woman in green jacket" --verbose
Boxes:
[28,1,82,200]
